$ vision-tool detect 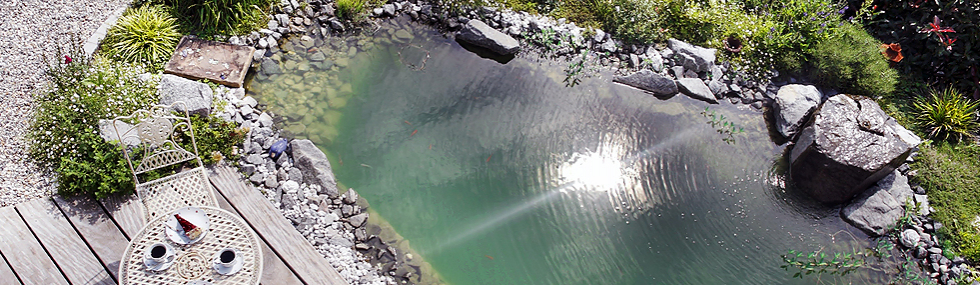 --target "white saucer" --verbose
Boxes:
[143,252,176,271]
[211,252,244,275]
[165,207,210,245]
